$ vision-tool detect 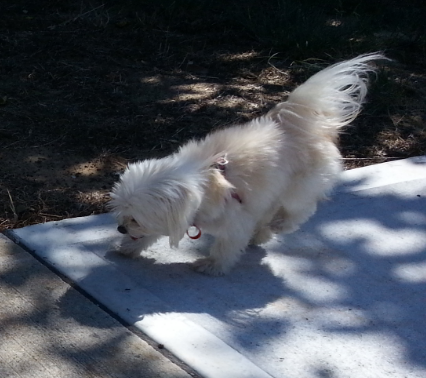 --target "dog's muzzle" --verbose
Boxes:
[117,225,127,234]
[117,225,140,241]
